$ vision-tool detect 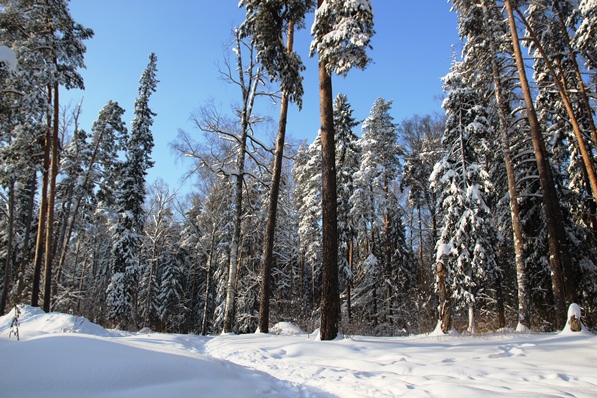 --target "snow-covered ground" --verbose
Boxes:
[1,305,596,397]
